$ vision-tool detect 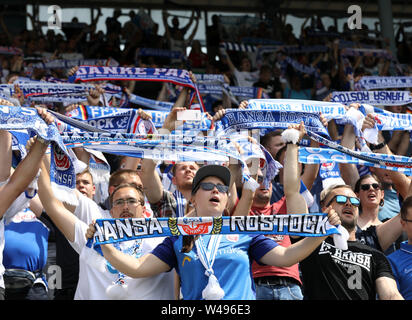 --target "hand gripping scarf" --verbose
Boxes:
[0,105,79,205]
